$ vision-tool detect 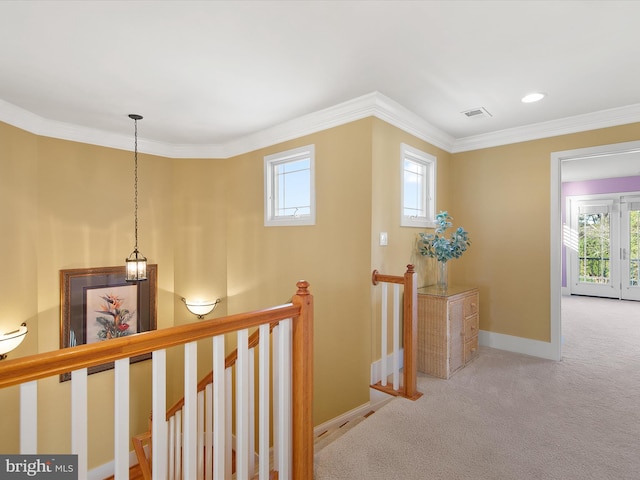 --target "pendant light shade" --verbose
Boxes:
[126,114,147,282]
